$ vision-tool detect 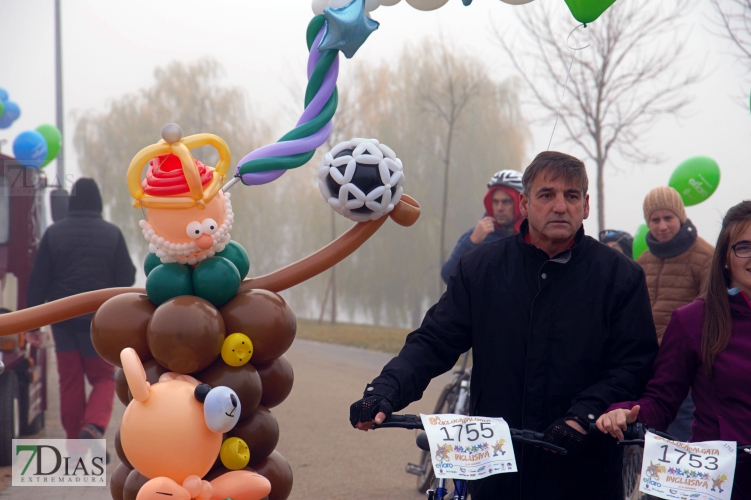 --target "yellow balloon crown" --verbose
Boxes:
[127,123,231,210]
